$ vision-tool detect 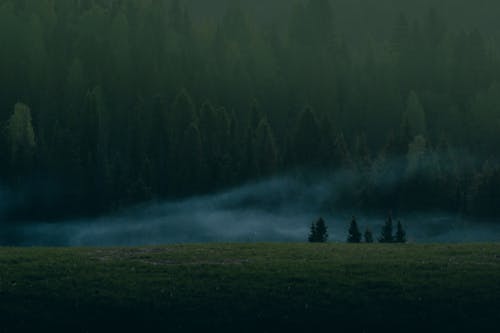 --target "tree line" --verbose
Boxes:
[309,215,406,243]
[1,0,500,221]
